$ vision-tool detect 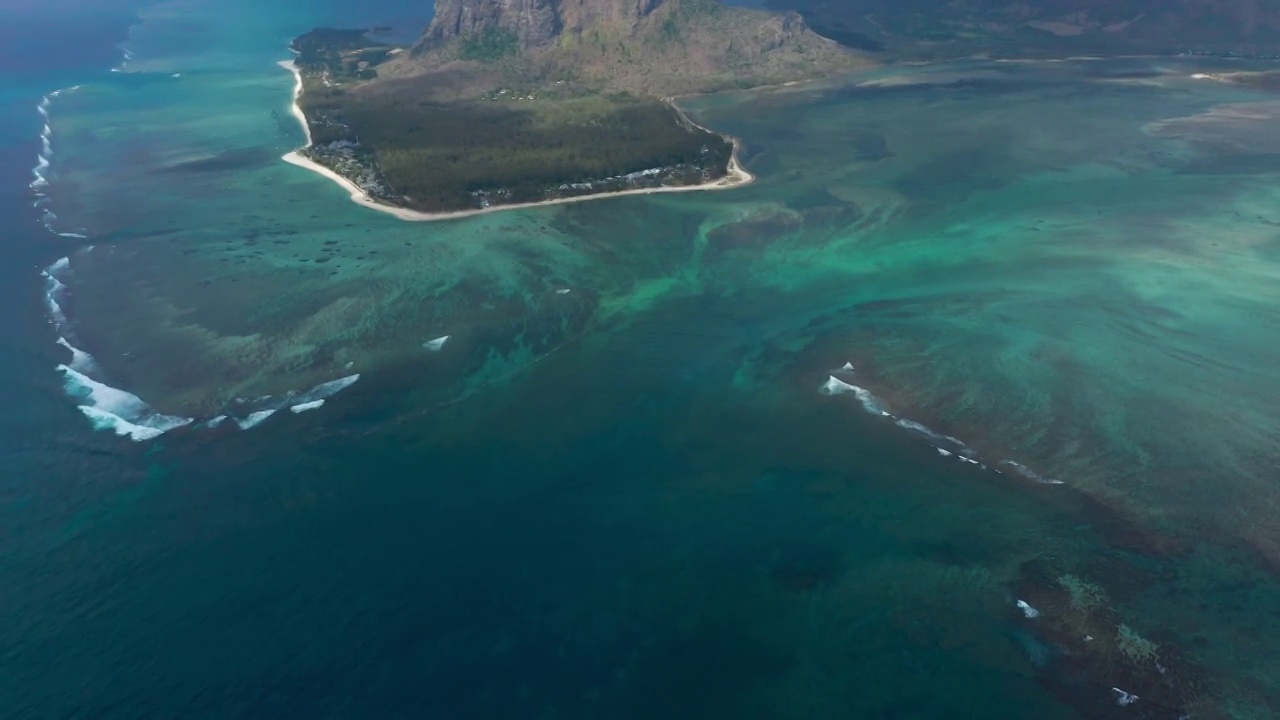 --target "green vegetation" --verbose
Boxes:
[336,93,731,211]
[459,27,521,62]
[292,27,737,213]
[292,28,395,81]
